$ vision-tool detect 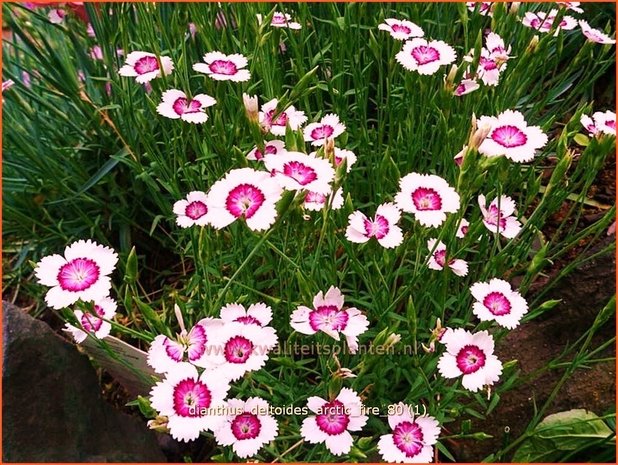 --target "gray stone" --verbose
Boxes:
[2,301,166,462]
